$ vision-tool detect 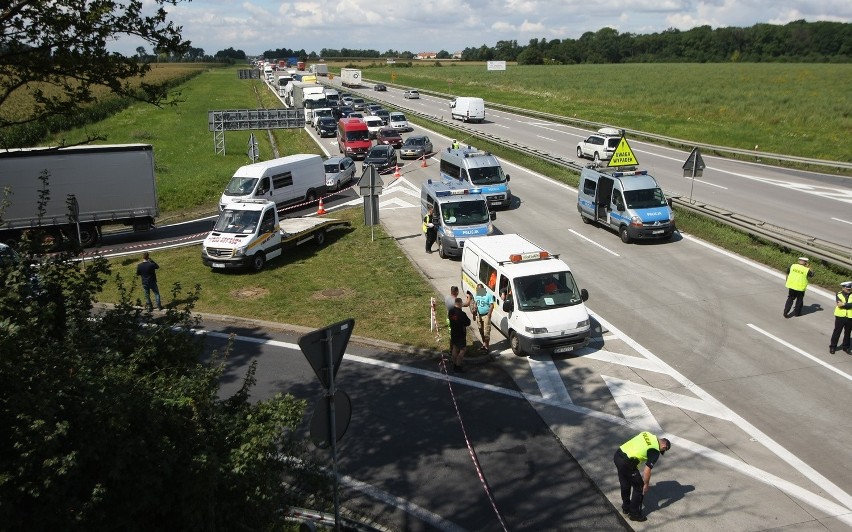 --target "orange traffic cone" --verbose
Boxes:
[420,155,427,168]
[393,164,401,178]
[316,197,327,215]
